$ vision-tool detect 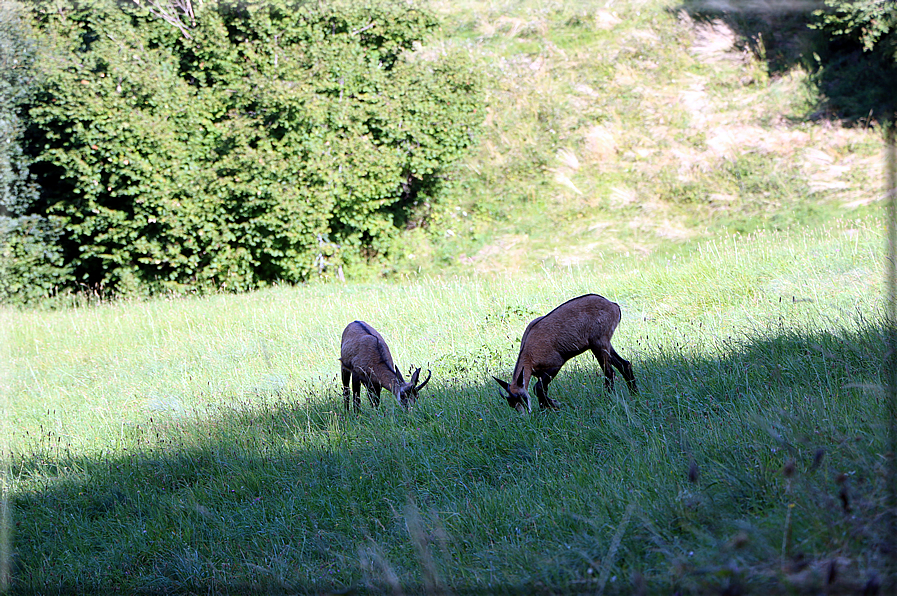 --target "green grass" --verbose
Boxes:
[4,219,891,593]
